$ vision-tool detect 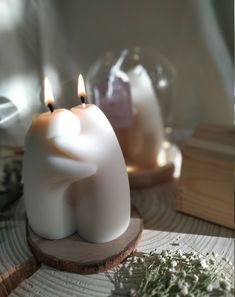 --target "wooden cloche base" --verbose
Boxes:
[128,143,181,188]
[26,208,143,275]
[128,163,174,189]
